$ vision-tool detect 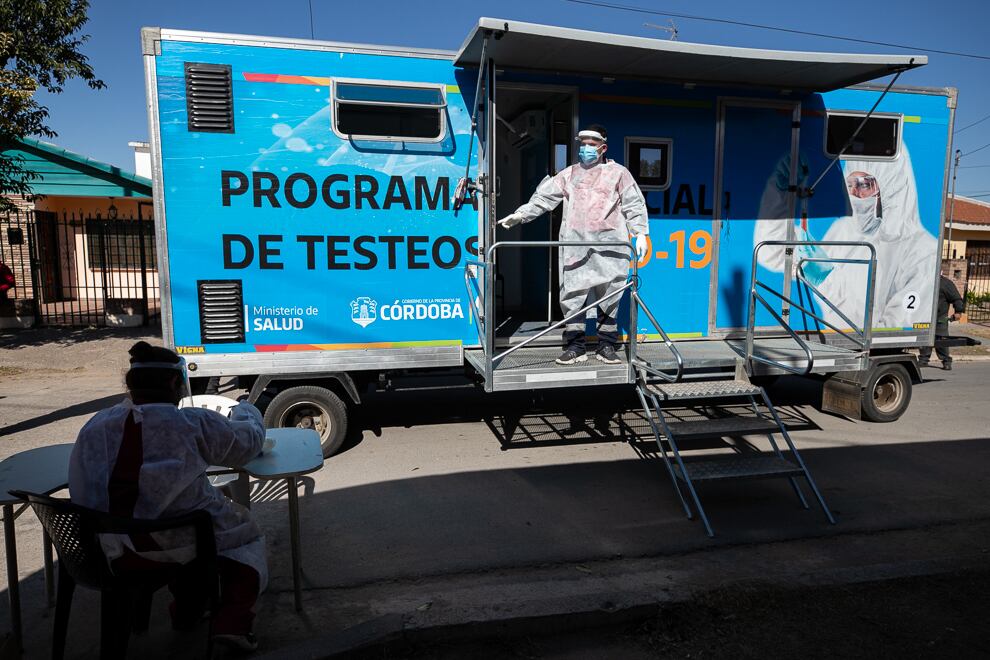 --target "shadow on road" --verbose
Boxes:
[344,375,822,456]
[0,325,162,350]
[1,393,126,436]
